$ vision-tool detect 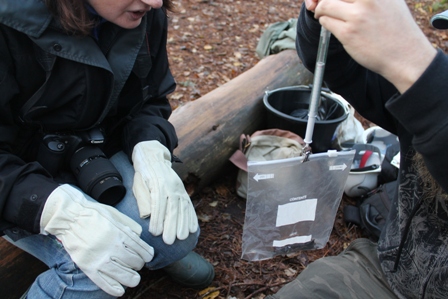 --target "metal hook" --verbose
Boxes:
[302,146,312,163]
